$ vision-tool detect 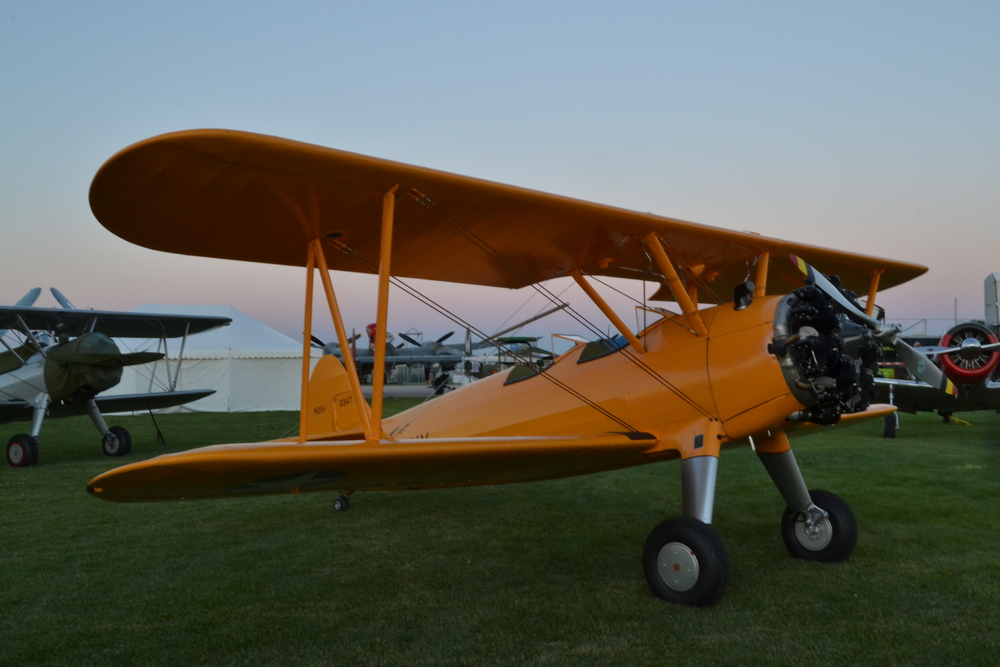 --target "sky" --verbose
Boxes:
[2,1,999,346]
